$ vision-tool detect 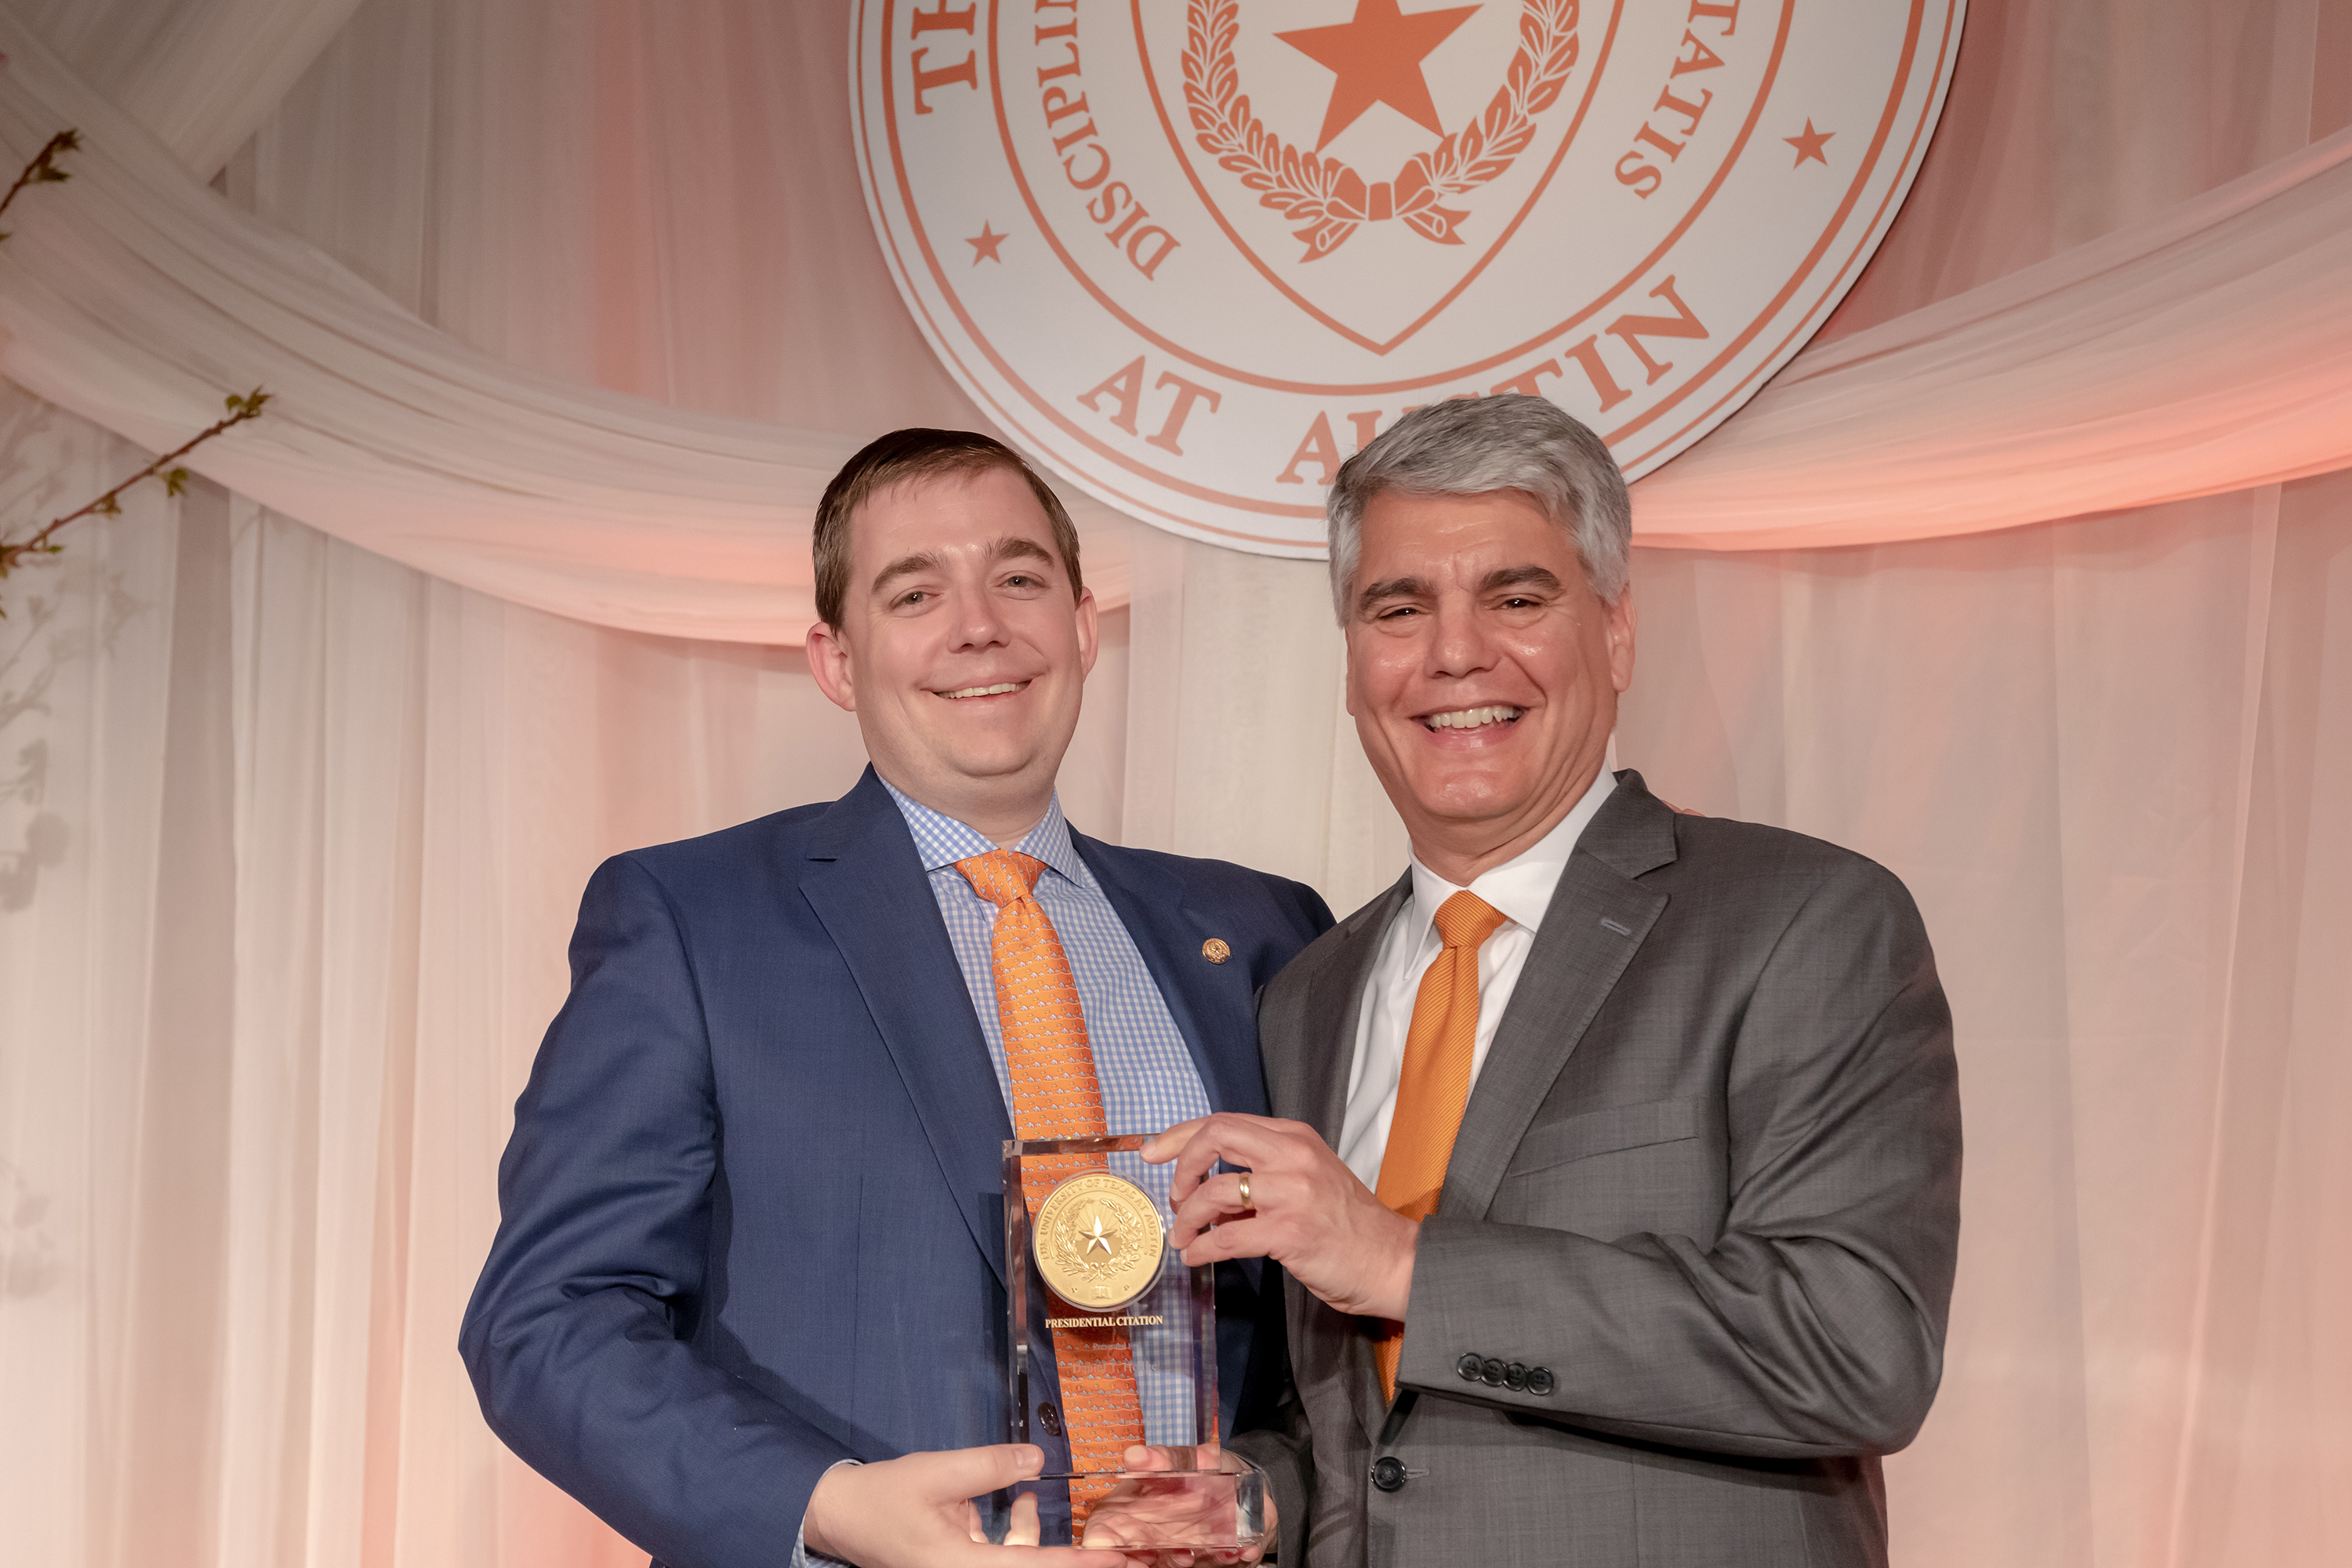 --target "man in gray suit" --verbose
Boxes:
[1142,395,1962,1566]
